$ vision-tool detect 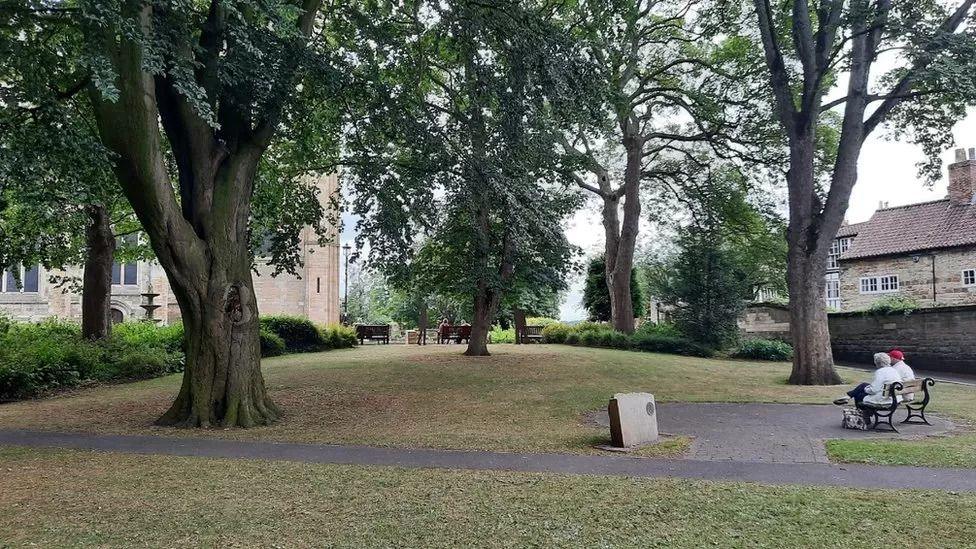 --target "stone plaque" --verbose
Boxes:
[608,392,659,447]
